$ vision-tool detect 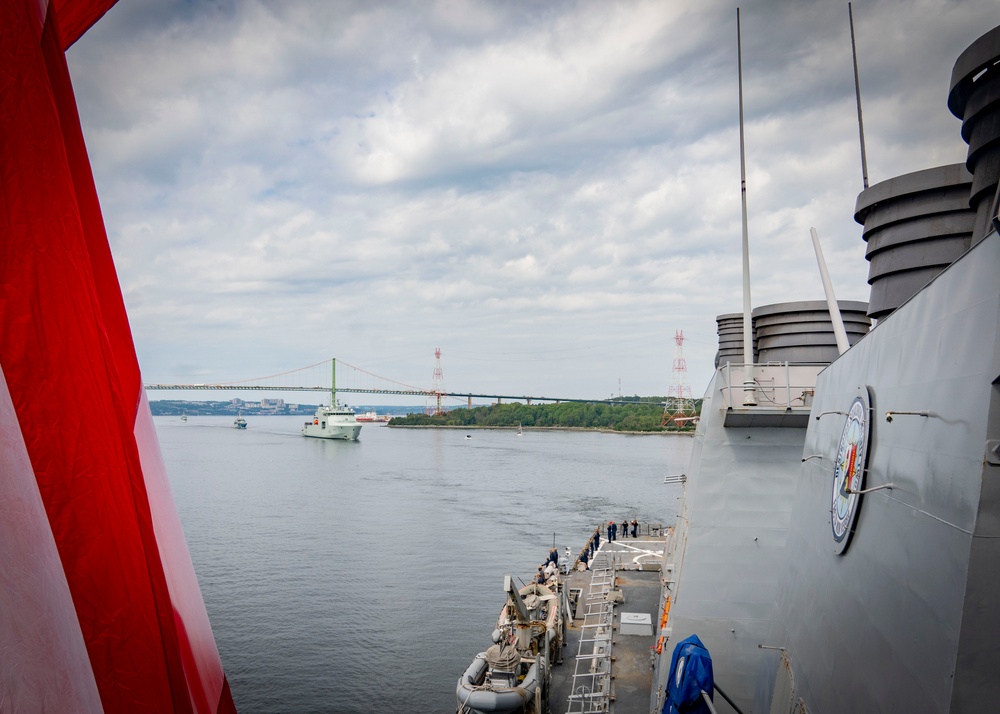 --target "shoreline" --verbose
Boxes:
[387,424,694,436]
